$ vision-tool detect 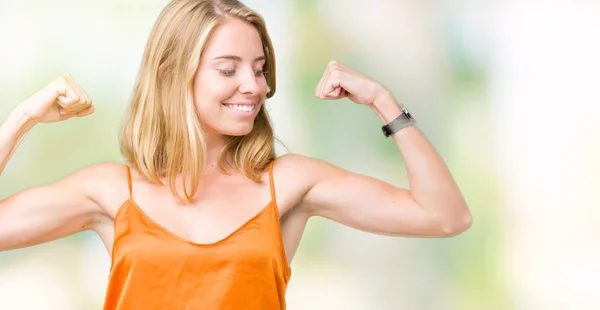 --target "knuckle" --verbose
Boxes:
[69,97,80,106]
[59,74,72,83]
